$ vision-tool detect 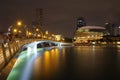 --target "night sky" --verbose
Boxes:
[0,0,120,38]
